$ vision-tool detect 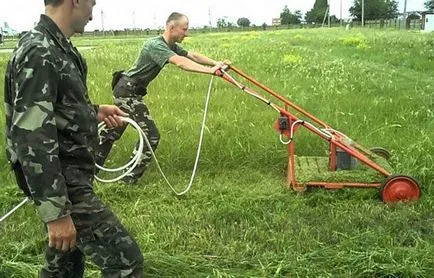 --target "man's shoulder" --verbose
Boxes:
[13,29,58,63]
[18,28,50,48]
[145,36,167,48]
